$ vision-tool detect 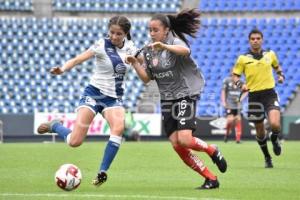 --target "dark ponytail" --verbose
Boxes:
[108,15,132,40]
[152,9,201,45]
